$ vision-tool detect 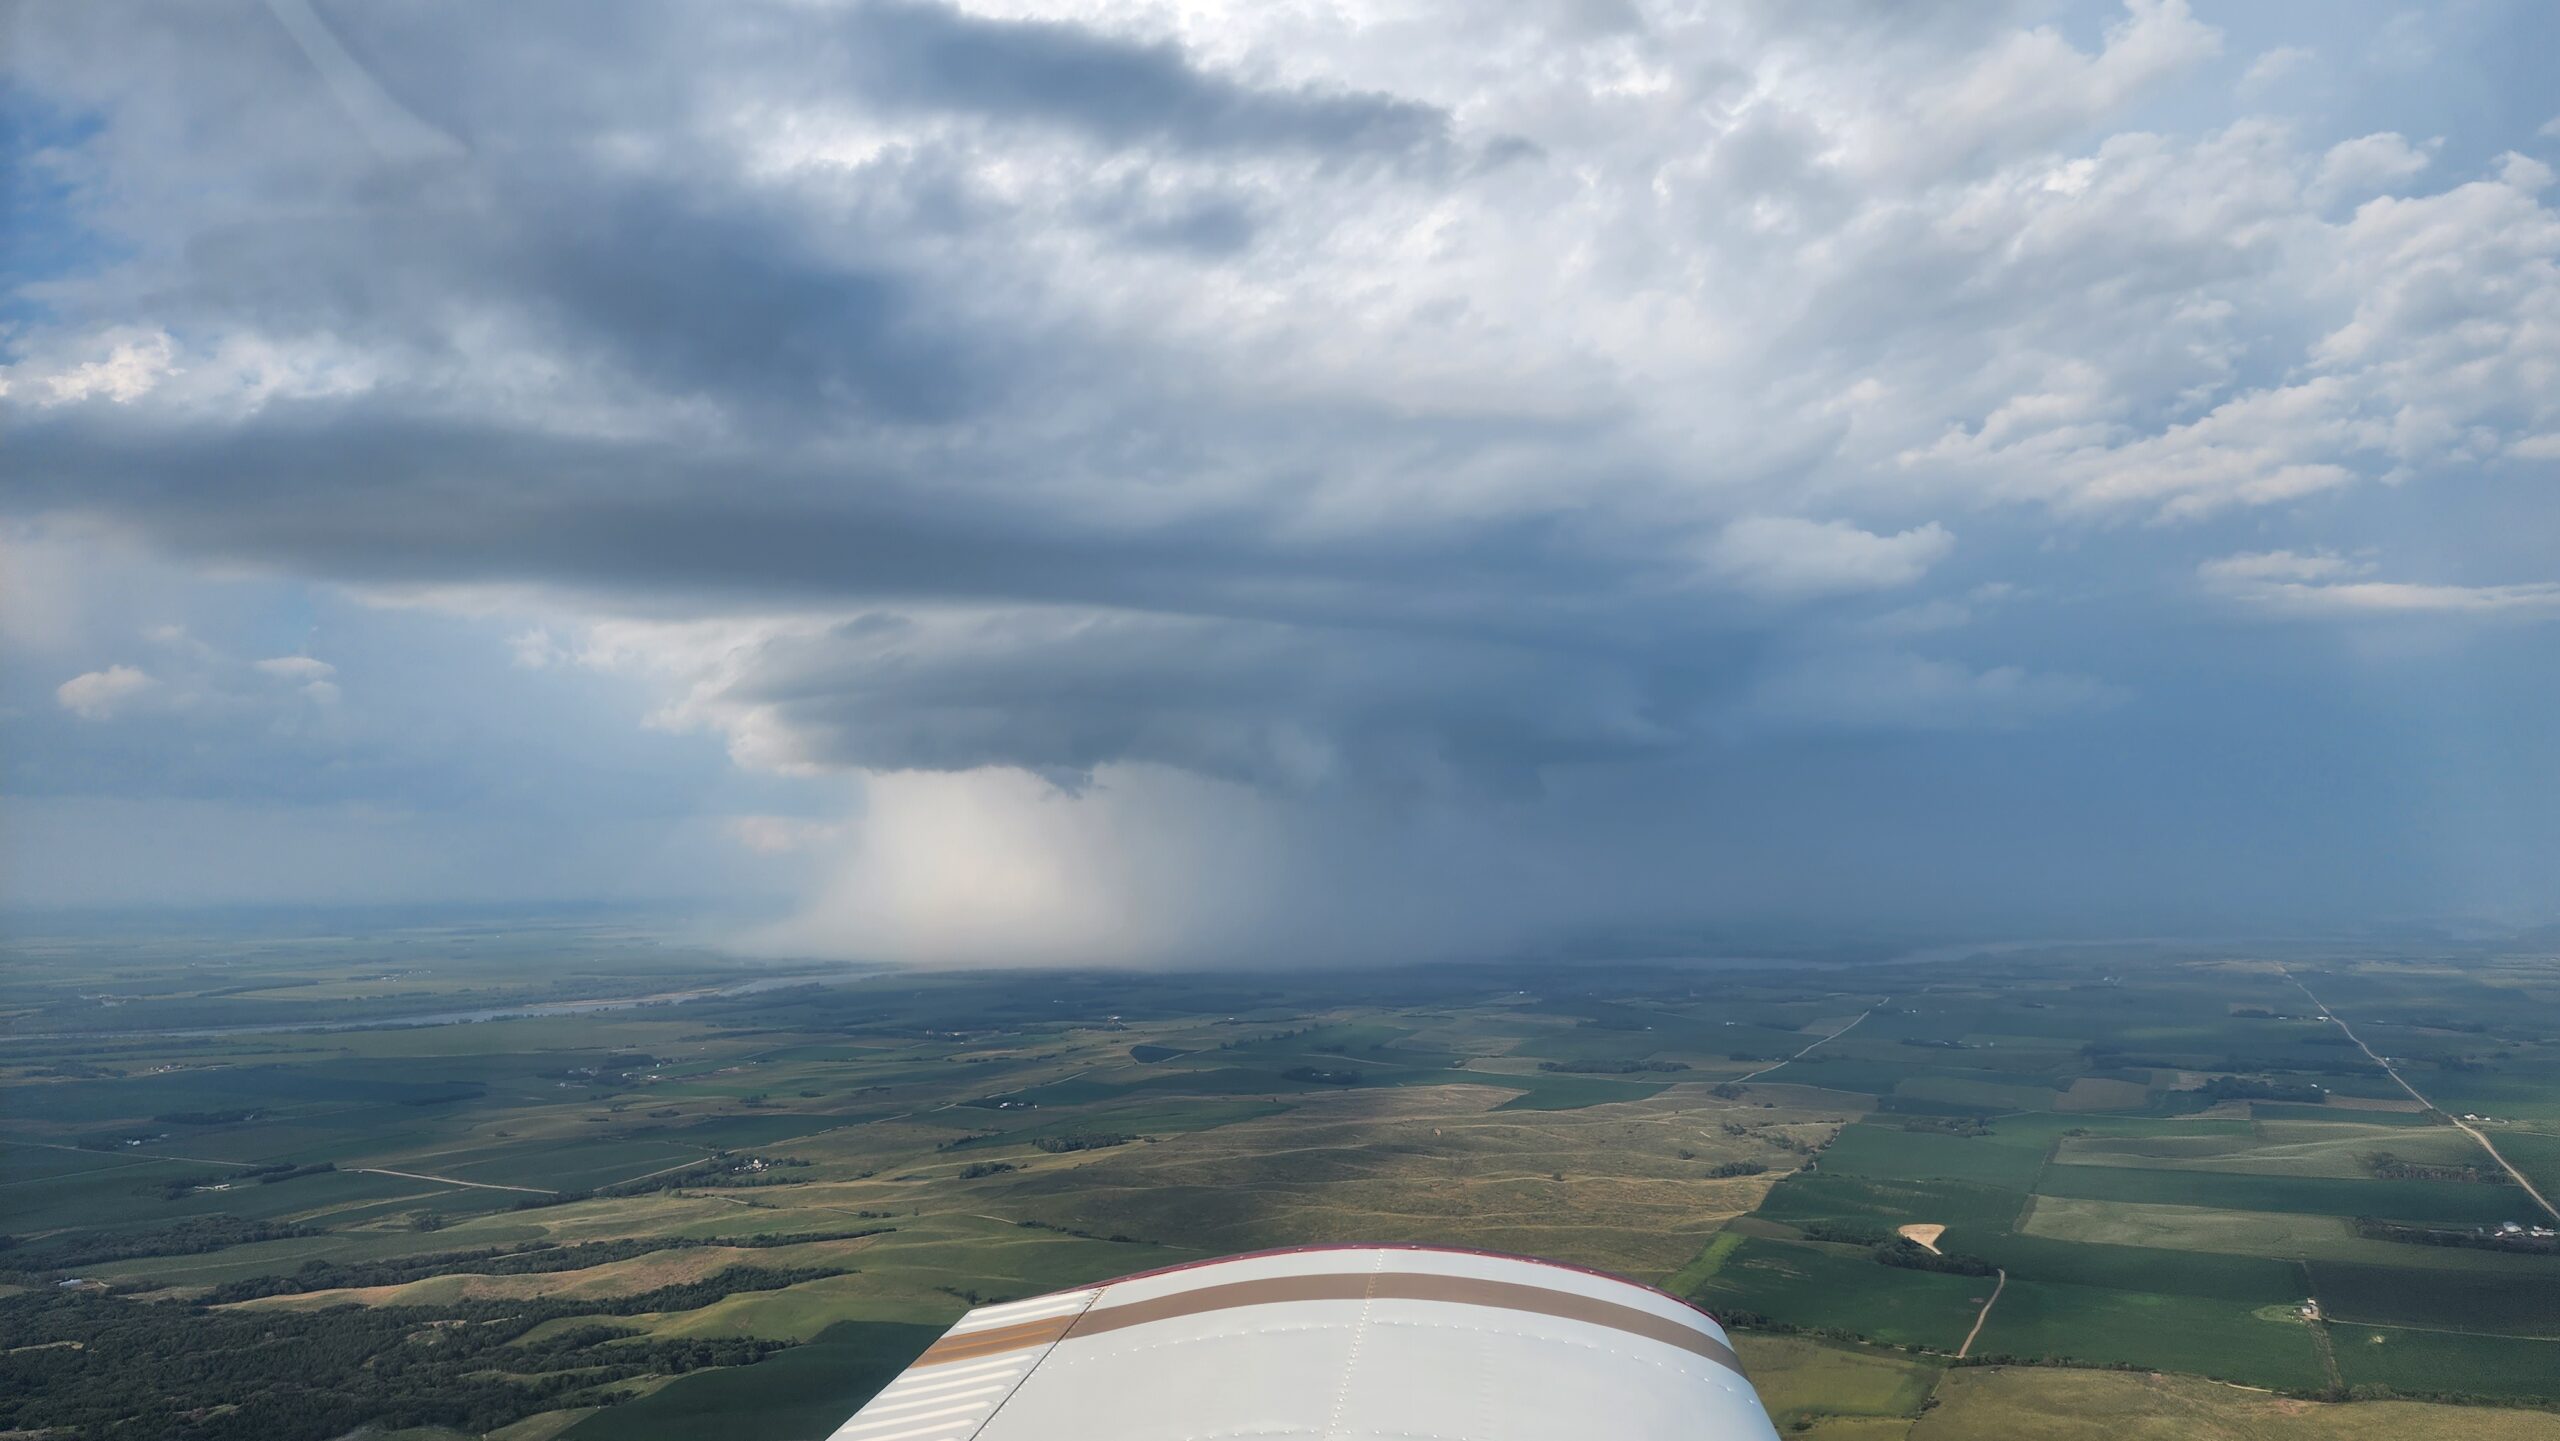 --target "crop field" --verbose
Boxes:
[1912,1368,2560,1440]
[1967,1277,2328,1390]
[5,925,2560,1437]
